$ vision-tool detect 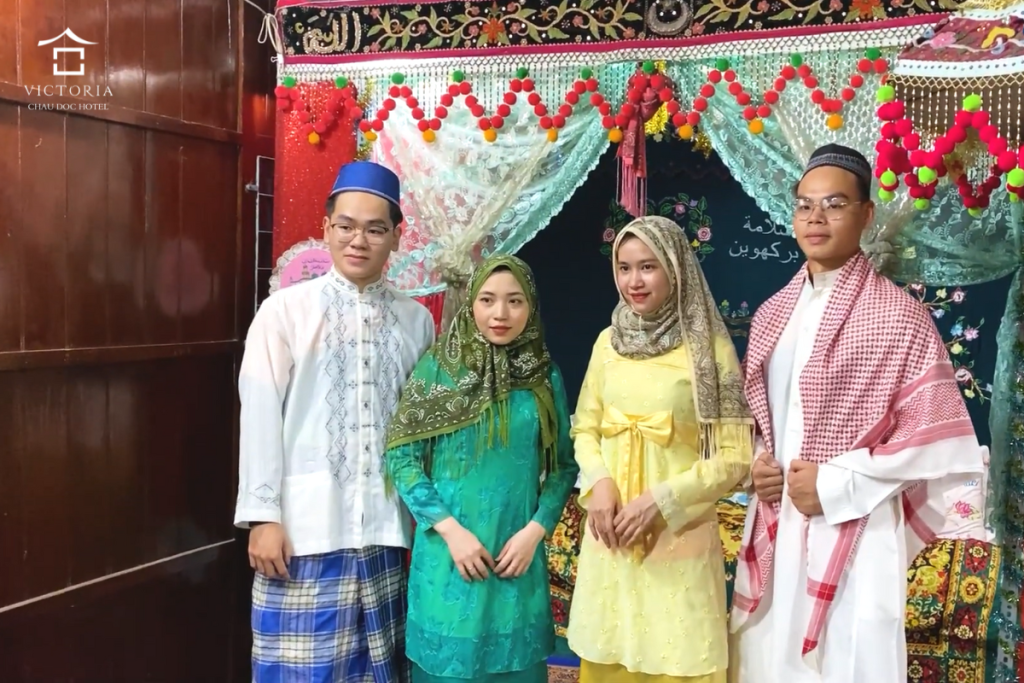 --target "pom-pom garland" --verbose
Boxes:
[277,79,362,146]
